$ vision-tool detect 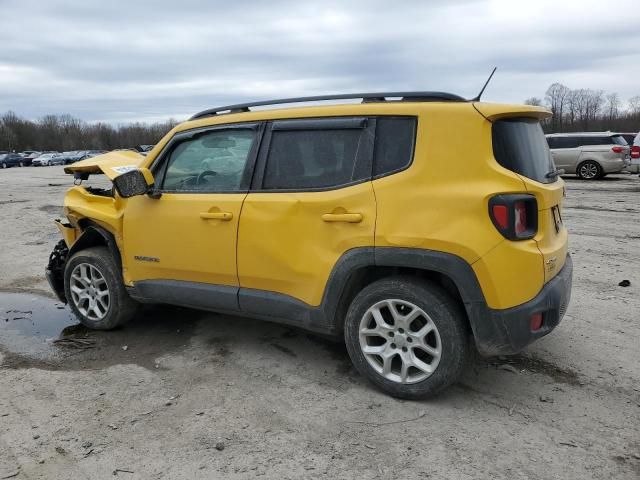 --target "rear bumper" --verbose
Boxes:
[469,254,573,356]
[601,158,628,173]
